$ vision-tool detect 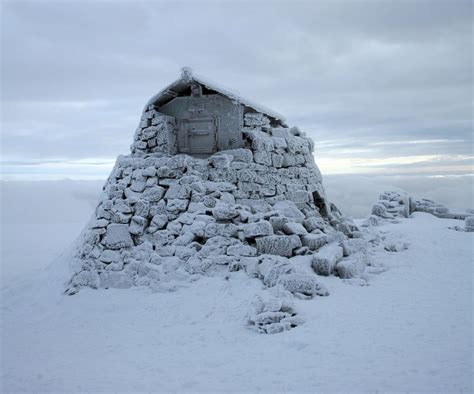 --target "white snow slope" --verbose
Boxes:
[1,181,472,393]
